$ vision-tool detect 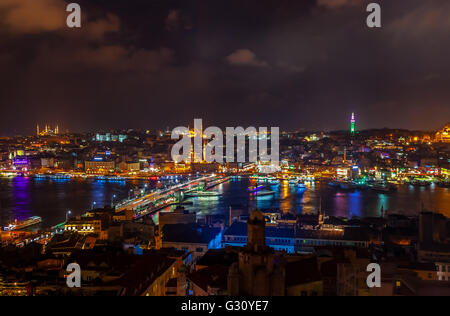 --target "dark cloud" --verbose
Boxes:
[317,0,361,9]
[0,0,66,33]
[0,0,449,135]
